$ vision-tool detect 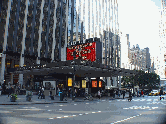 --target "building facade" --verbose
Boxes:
[120,33,130,69]
[128,44,152,72]
[158,0,166,78]
[0,0,120,88]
